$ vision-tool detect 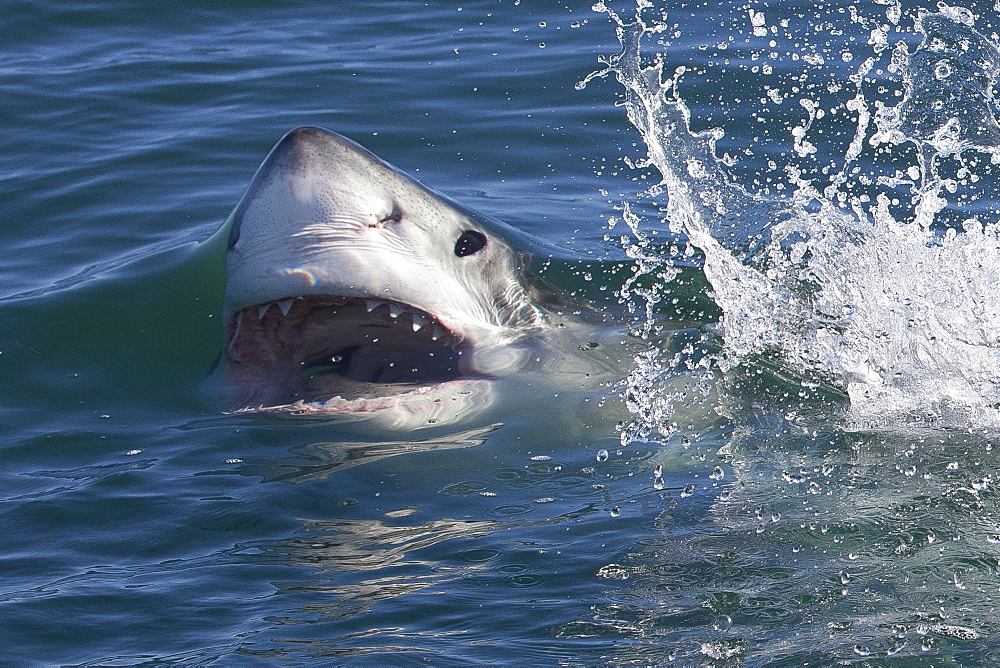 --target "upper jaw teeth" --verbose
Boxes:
[251,296,448,338]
